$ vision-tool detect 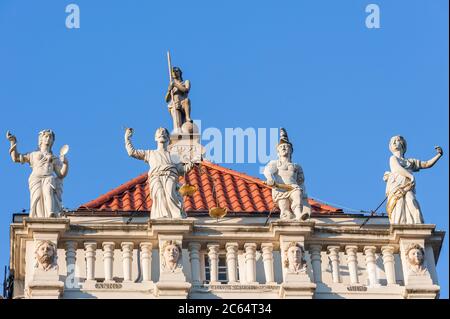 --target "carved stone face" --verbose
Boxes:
[35,241,56,270]
[163,243,180,269]
[287,245,302,267]
[389,135,406,155]
[277,143,292,159]
[407,248,424,266]
[154,128,169,144]
[39,131,54,149]
[172,67,182,80]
